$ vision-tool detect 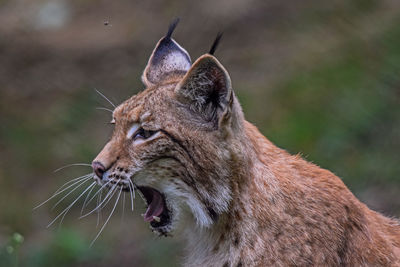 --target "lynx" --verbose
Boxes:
[91,20,400,266]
